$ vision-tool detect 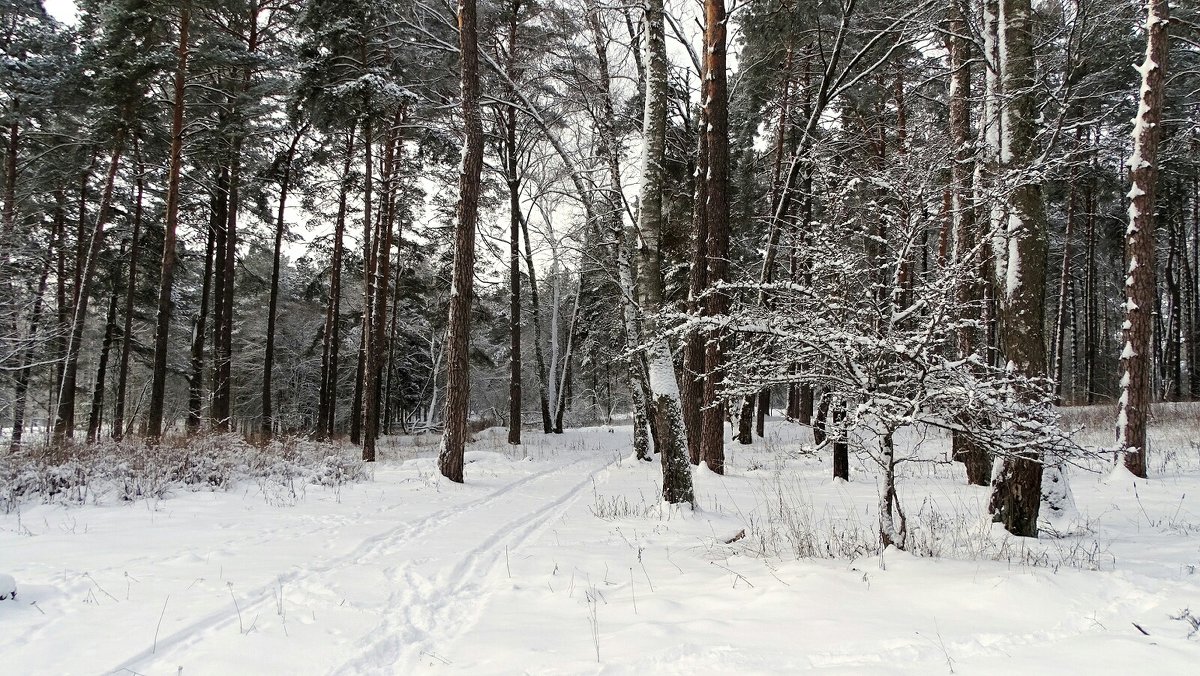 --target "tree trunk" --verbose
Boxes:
[438,0,484,483]
[1117,0,1168,478]
[683,104,708,465]
[519,211,552,433]
[147,6,190,440]
[9,249,53,451]
[261,126,303,441]
[700,0,730,474]
[54,132,126,443]
[87,272,121,442]
[316,130,354,440]
[637,0,693,502]
[186,203,215,435]
[114,143,147,440]
[947,0,989,486]
[987,0,1051,536]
